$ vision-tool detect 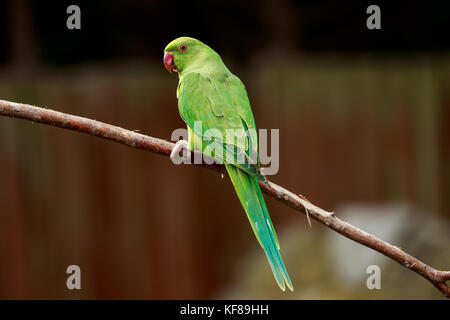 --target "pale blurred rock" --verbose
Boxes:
[220,202,450,299]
